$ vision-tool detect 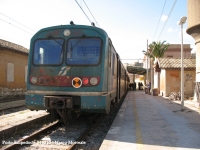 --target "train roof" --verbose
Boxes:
[32,24,108,39]
[31,24,119,59]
